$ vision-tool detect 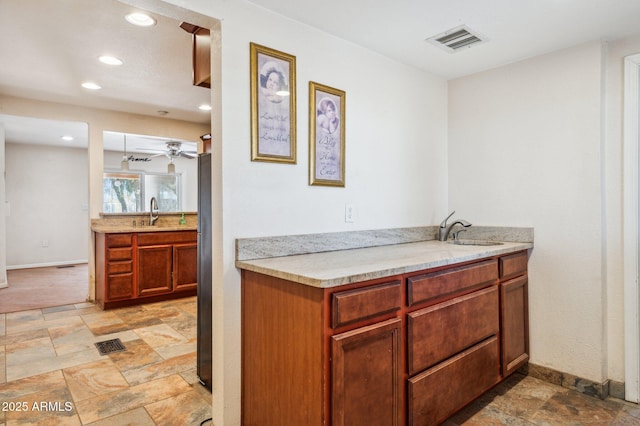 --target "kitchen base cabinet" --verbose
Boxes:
[174,243,198,290]
[501,274,529,376]
[332,318,402,426]
[95,230,197,309]
[240,250,529,426]
[137,245,173,297]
